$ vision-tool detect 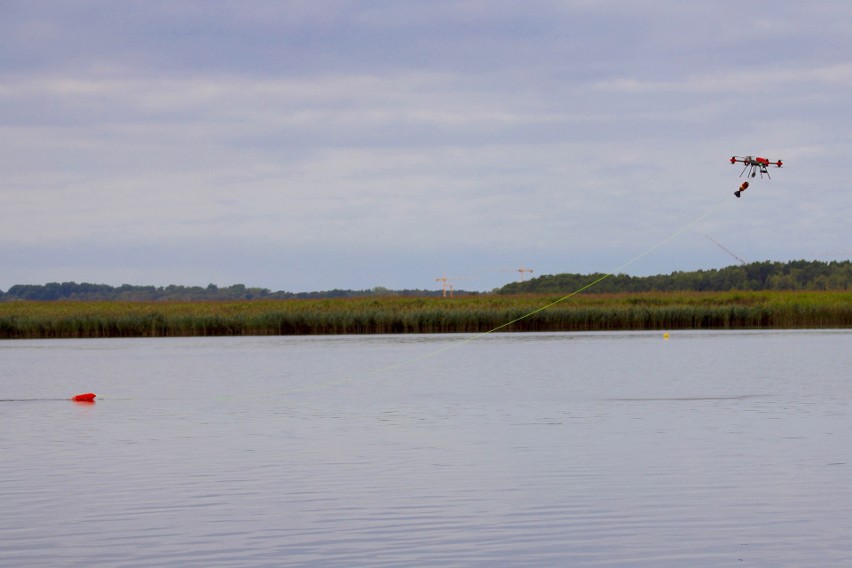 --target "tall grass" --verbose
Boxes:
[1,291,850,339]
